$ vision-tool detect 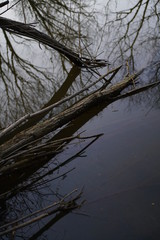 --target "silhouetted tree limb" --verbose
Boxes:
[0,16,109,68]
